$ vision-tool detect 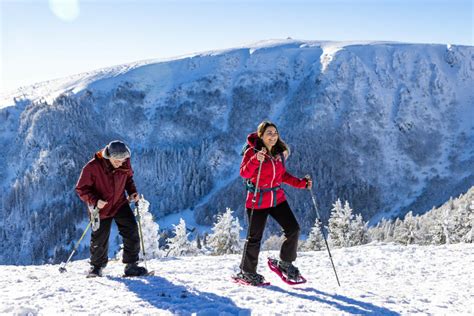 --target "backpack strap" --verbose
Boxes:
[279,152,286,168]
